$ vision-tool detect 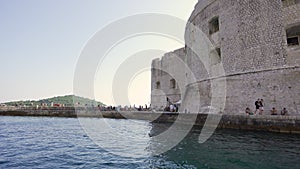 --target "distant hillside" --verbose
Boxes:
[4,95,105,107]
